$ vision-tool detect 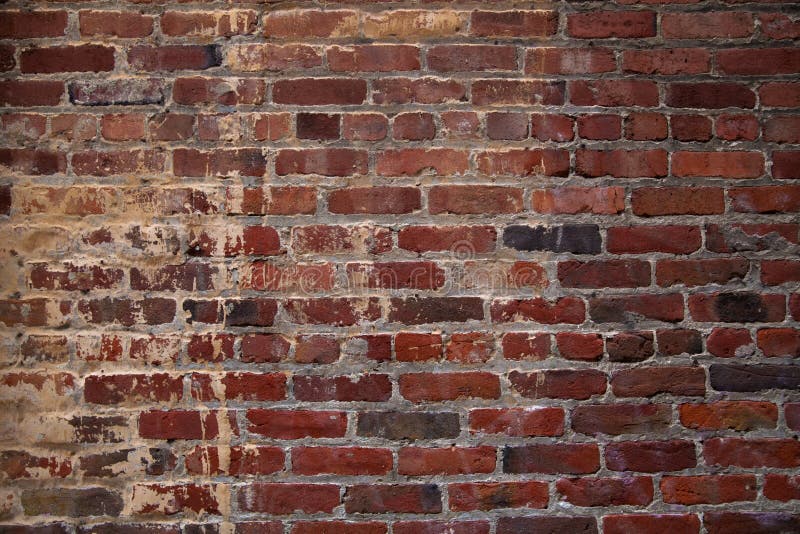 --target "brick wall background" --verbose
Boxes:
[1,1,800,532]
